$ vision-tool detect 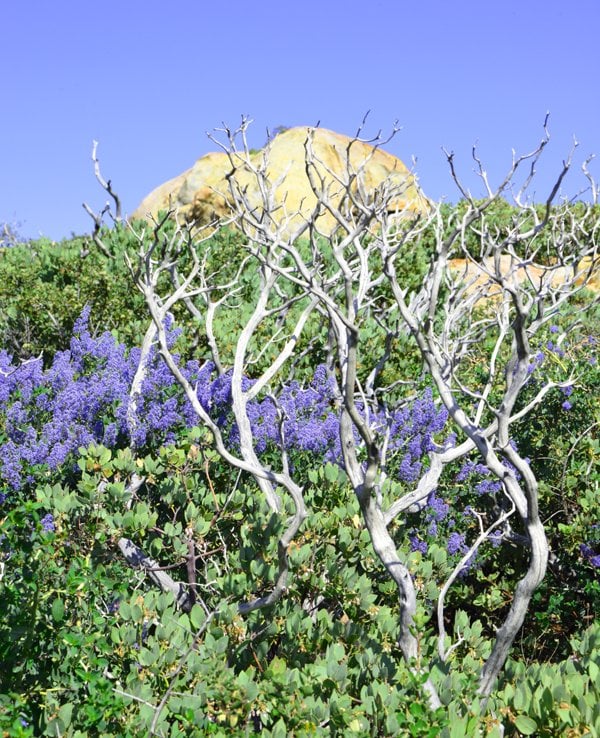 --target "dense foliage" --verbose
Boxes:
[1,191,599,737]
